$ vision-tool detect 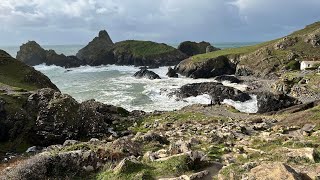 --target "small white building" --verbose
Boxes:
[300,61,320,70]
